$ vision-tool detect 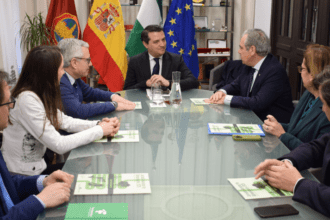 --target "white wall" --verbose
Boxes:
[0,0,257,67]
[254,0,272,38]
[0,39,3,70]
